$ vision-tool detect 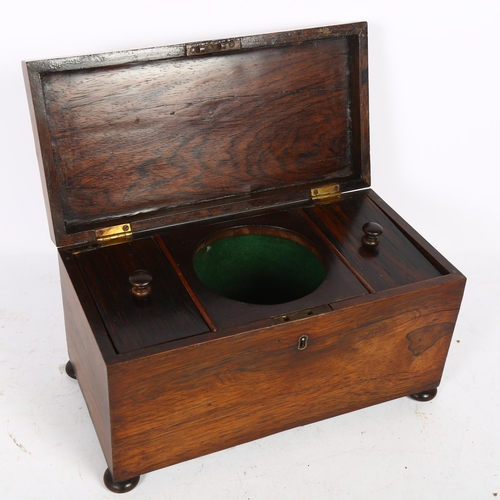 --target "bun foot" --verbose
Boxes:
[408,388,438,402]
[103,468,140,493]
[65,360,76,379]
